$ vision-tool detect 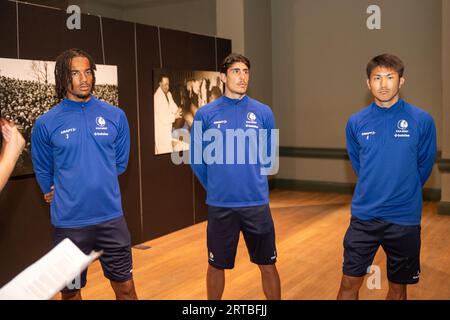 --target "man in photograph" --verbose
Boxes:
[208,86,222,103]
[154,75,183,154]
[31,48,137,300]
[190,53,281,300]
[337,53,437,300]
